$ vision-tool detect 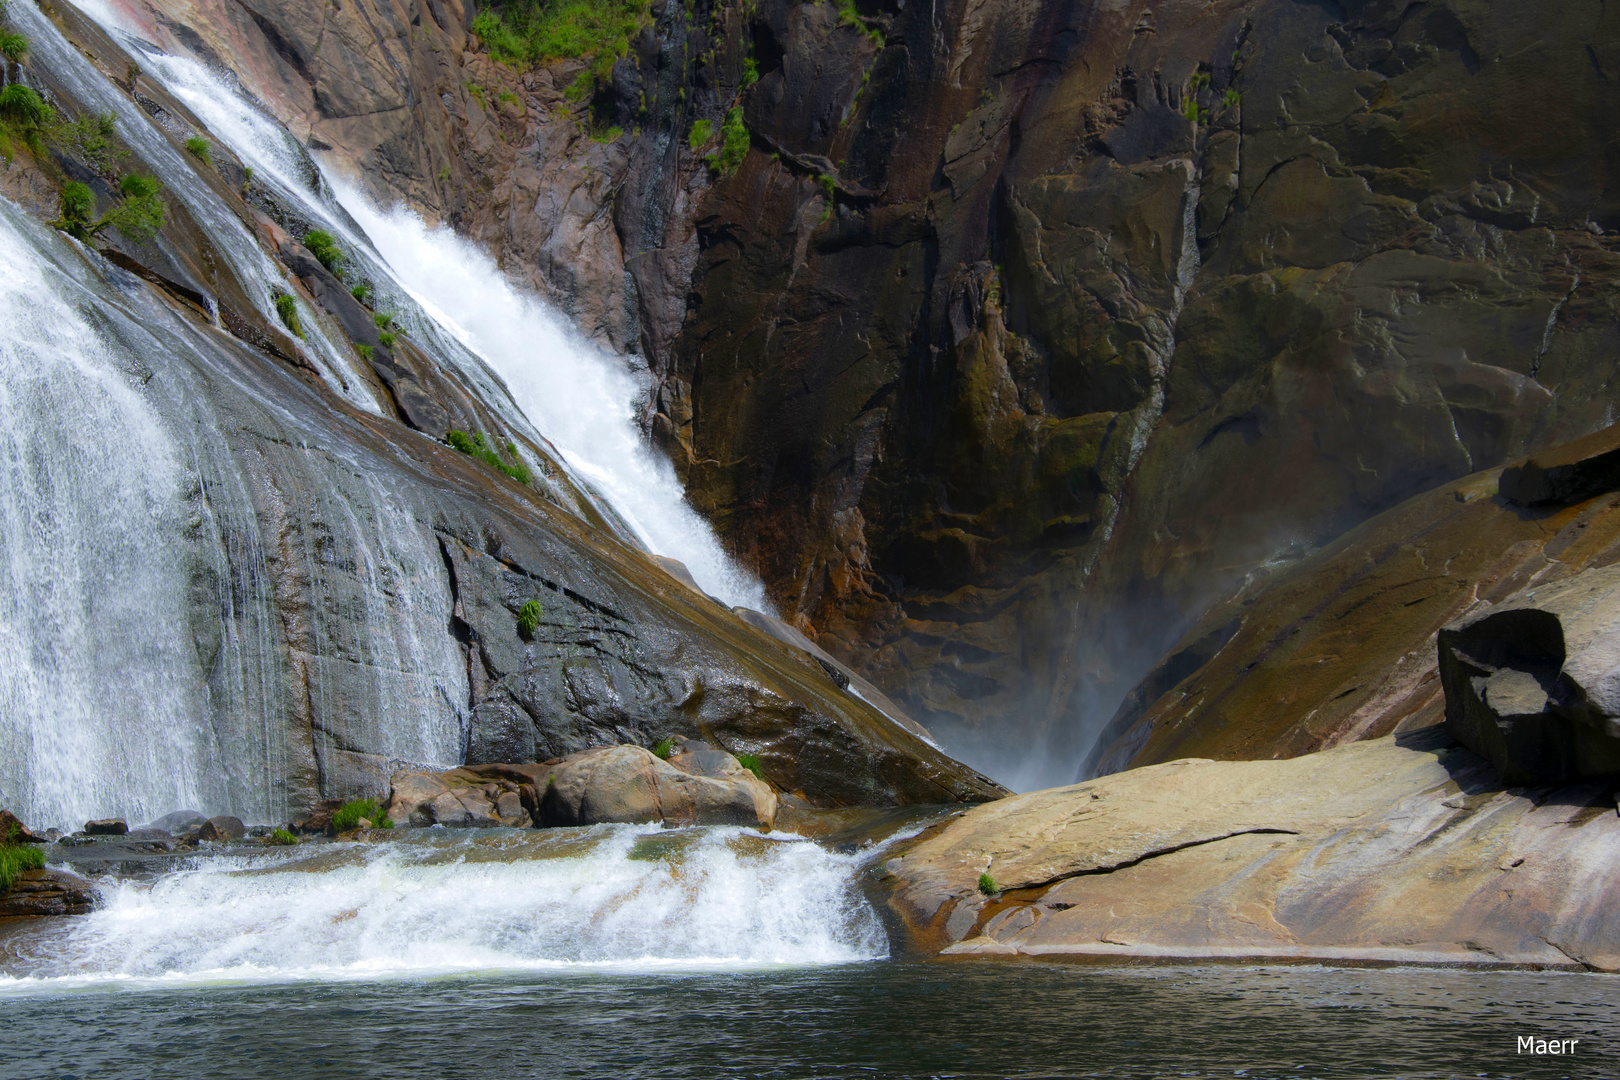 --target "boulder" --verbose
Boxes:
[887,732,1620,970]
[540,745,777,829]
[195,816,247,842]
[83,819,127,836]
[385,766,541,828]
[1499,424,1620,507]
[143,810,206,834]
[0,868,98,918]
[0,809,47,844]
[1438,565,1620,785]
